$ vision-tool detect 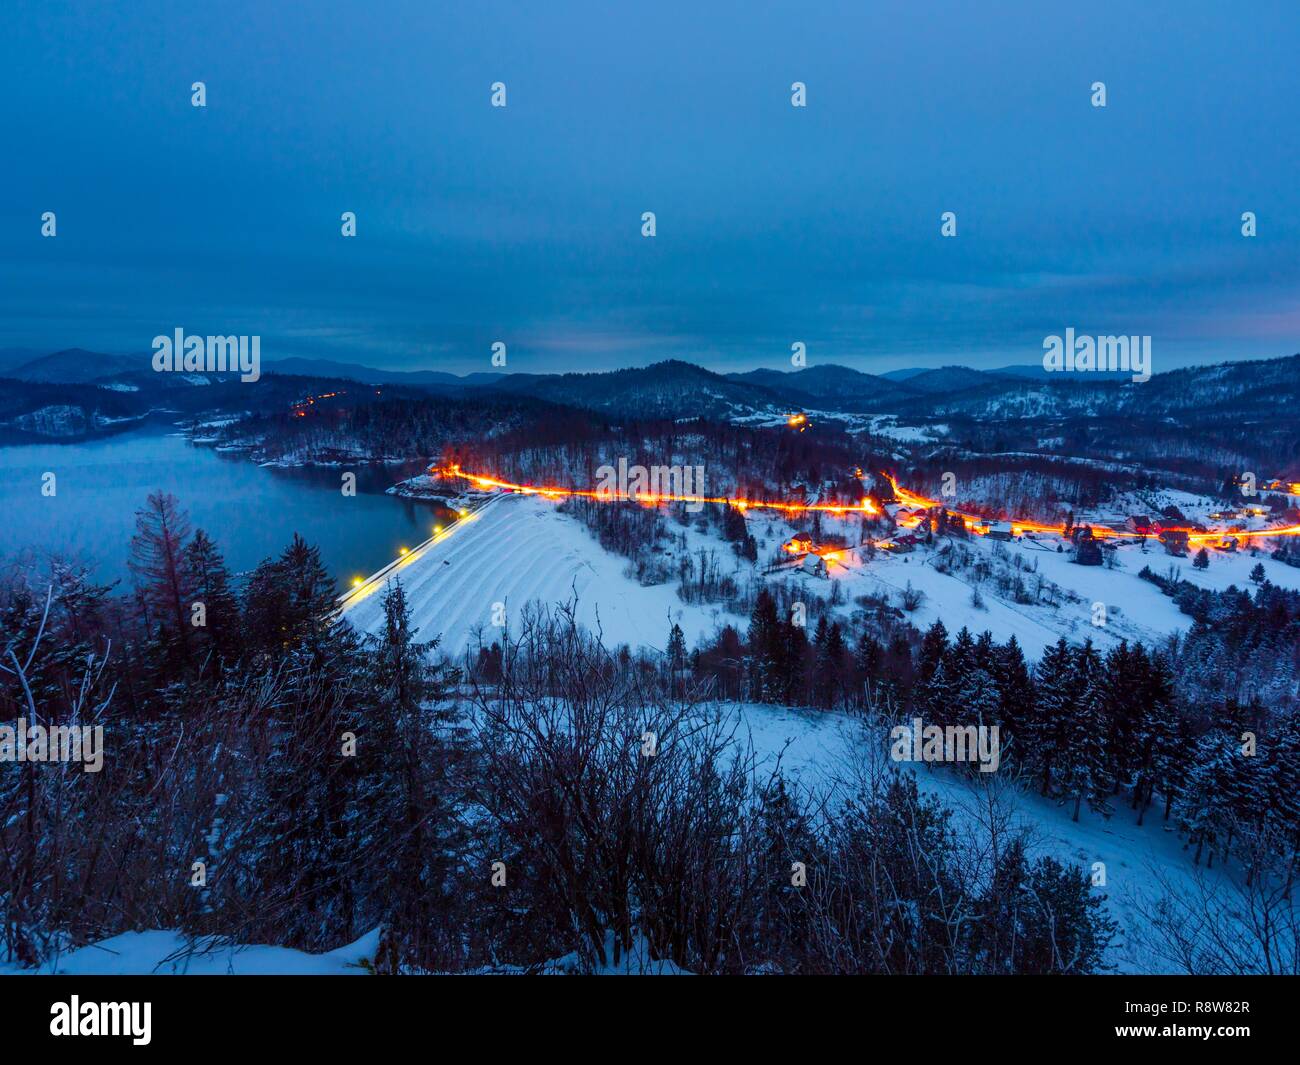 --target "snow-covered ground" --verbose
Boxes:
[2,927,381,976]
[341,494,750,657]
[732,702,1235,974]
[863,415,949,442]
